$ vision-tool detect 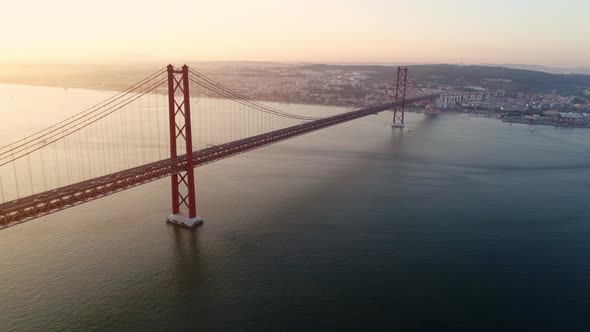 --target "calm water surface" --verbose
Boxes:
[1,84,590,331]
